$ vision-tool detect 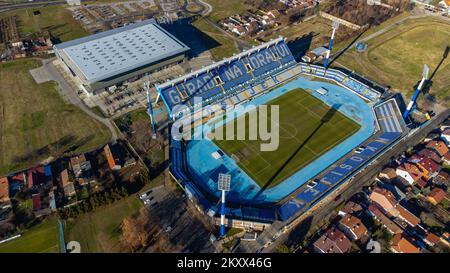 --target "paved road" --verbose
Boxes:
[0,0,66,12]
[42,58,118,143]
